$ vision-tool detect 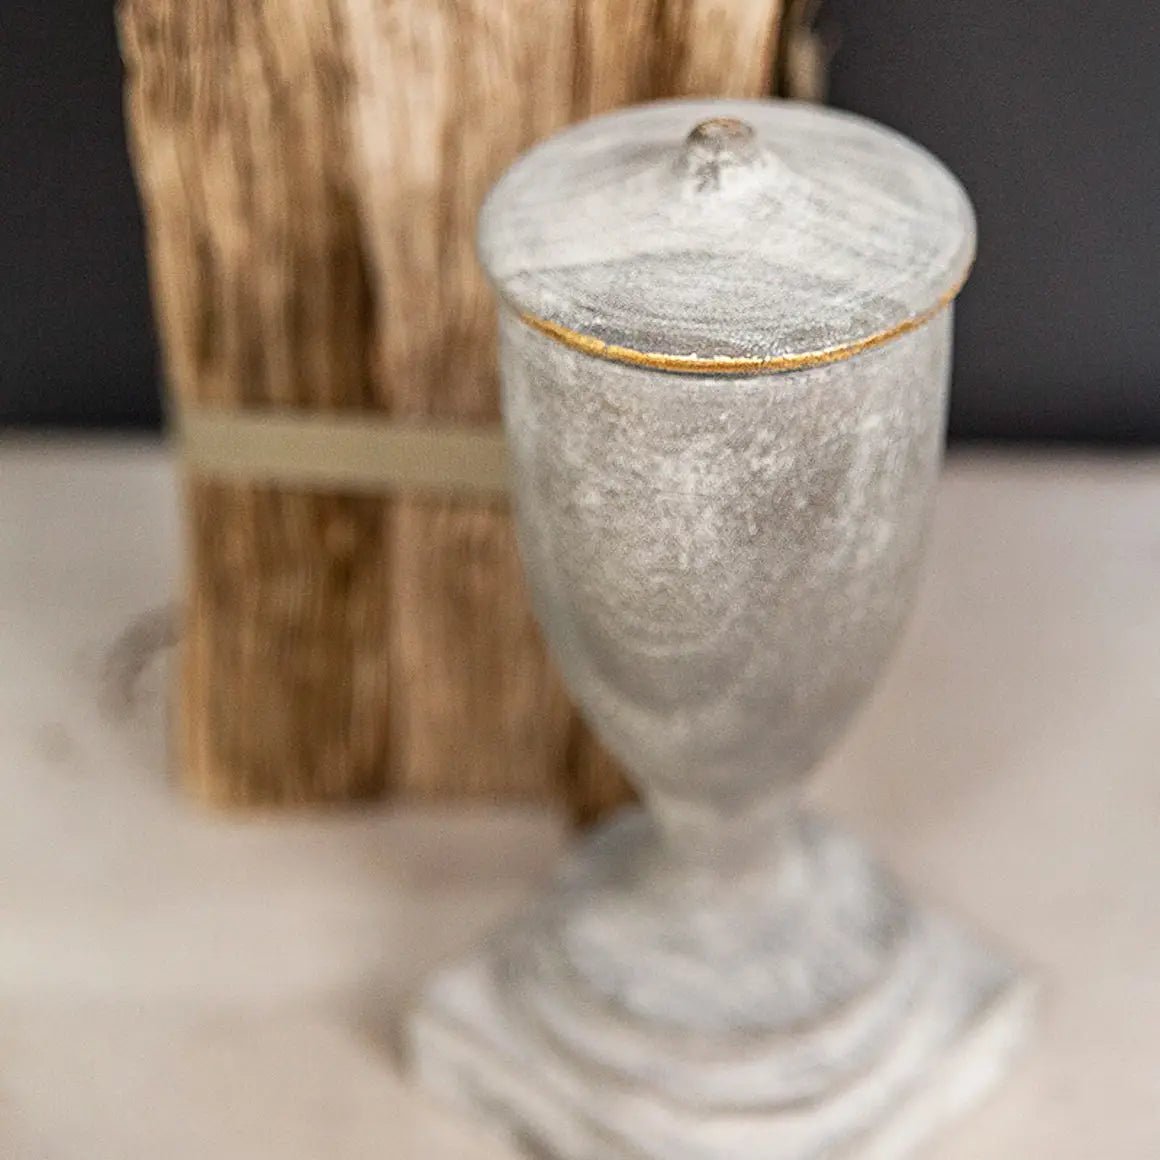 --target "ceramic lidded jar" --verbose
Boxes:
[409,100,1032,1160]
[477,98,975,835]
